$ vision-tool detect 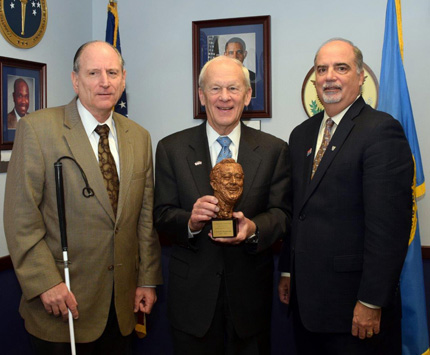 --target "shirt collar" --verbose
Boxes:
[77,98,116,138]
[323,95,360,126]
[14,108,23,119]
[206,121,241,148]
